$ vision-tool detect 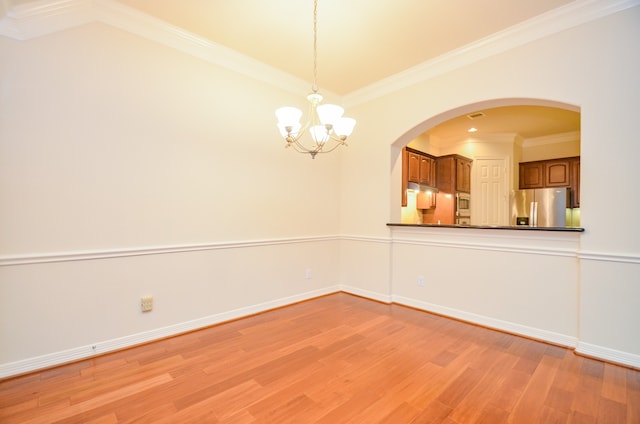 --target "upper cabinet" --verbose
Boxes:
[570,157,580,208]
[402,148,473,208]
[406,148,436,186]
[519,156,580,207]
[455,157,472,193]
[544,159,572,187]
[519,161,545,189]
[402,150,409,207]
[436,154,473,193]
